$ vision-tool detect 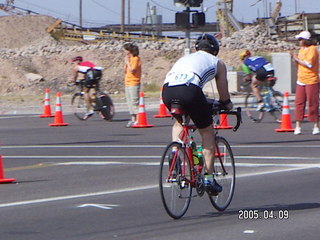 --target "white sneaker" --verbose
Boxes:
[256,103,264,111]
[312,127,320,135]
[83,110,94,120]
[294,127,302,135]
